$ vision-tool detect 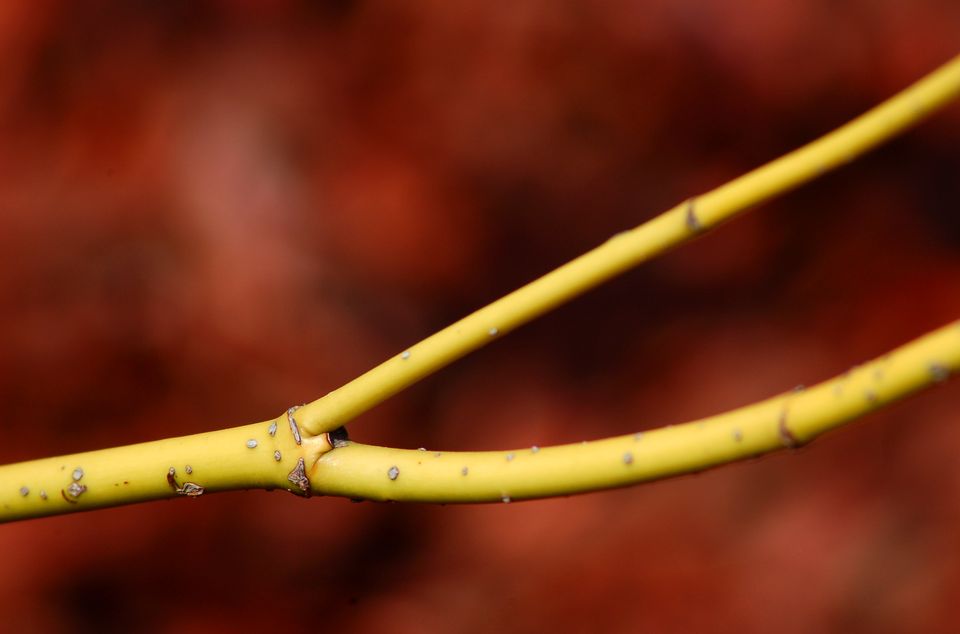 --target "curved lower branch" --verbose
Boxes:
[1,321,956,521]
[311,321,960,503]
